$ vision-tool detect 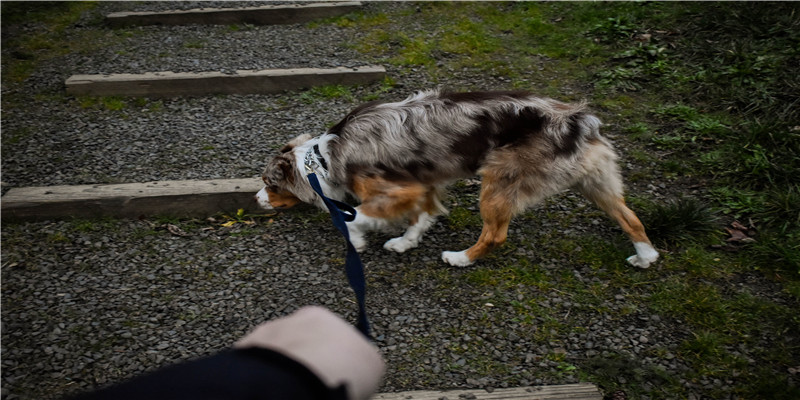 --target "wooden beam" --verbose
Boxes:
[374,383,603,400]
[1,179,267,222]
[64,66,386,97]
[106,2,362,27]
